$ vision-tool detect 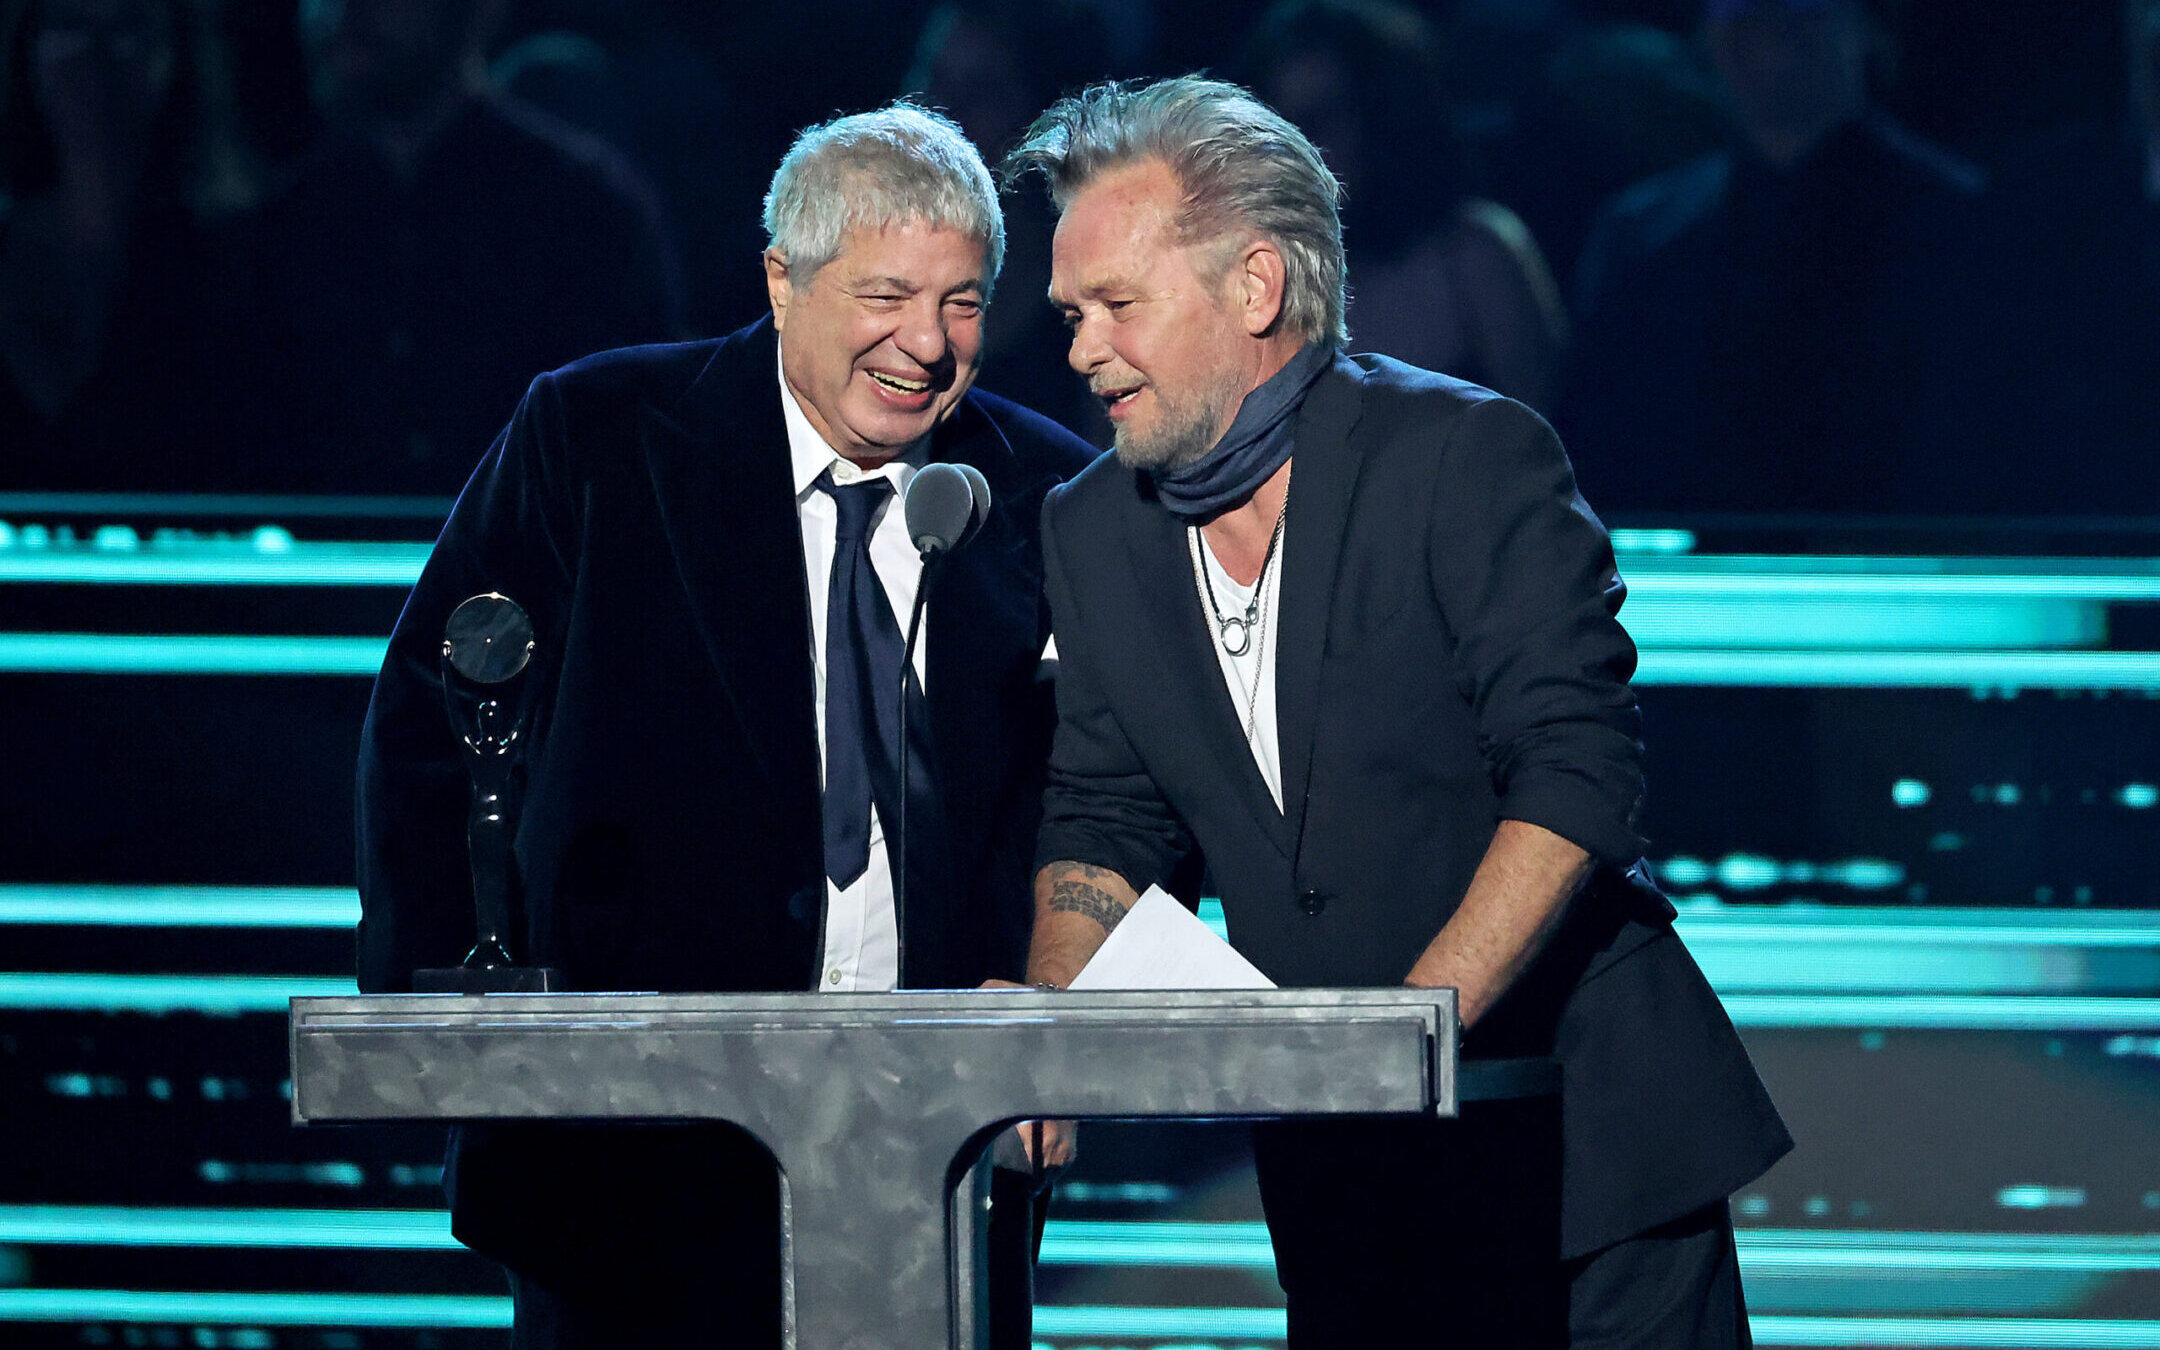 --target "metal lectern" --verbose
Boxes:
[289,988,1497,1349]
